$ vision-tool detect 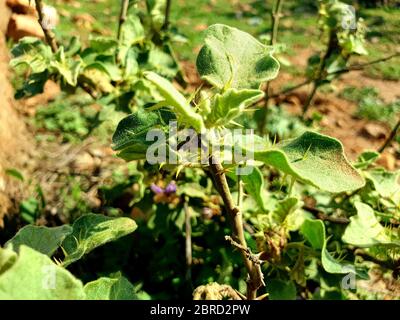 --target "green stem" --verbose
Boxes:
[301,81,318,119]
[184,197,193,289]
